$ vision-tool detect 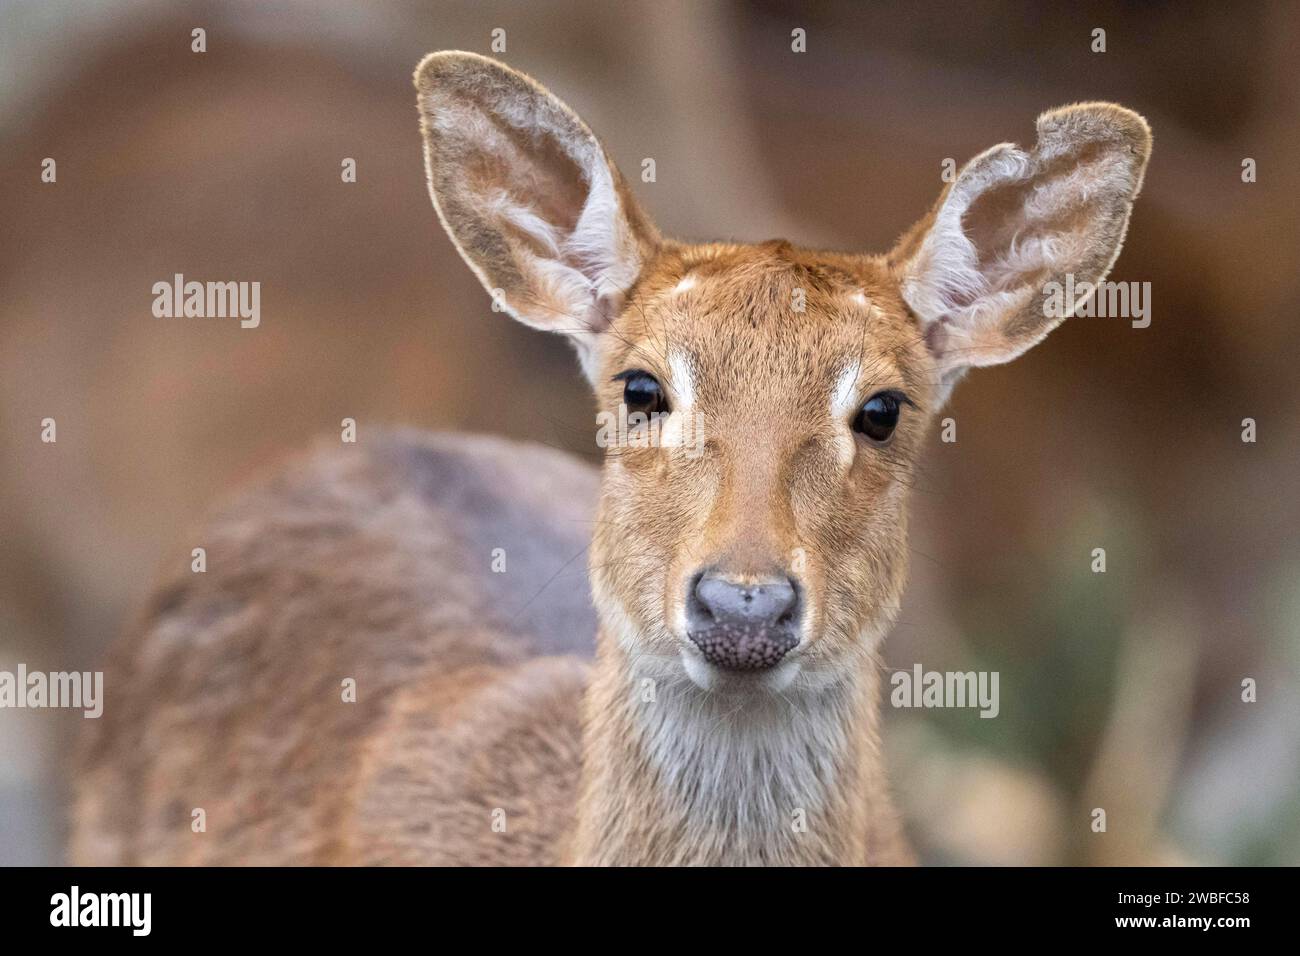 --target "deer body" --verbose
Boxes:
[73,53,1150,866]
[73,432,597,864]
